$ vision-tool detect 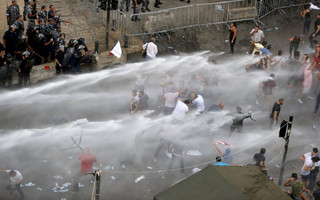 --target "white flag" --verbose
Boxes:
[109,41,122,58]
[310,3,320,10]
